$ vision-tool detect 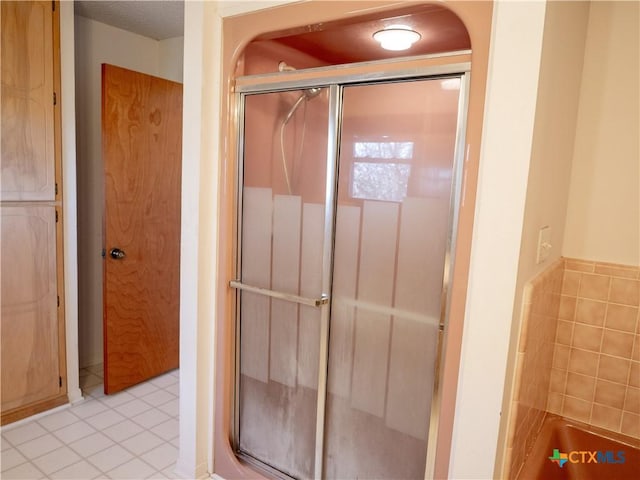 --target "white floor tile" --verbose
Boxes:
[83,382,104,397]
[49,460,101,480]
[0,461,45,479]
[102,419,145,443]
[120,431,164,456]
[161,464,185,479]
[164,383,179,396]
[132,408,171,429]
[1,435,13,451]
[69,432,115,457]
[114,398,153,417]
[2,422,47,446]
[87,444,134,472]
[36,410,79,432]
[126,382,159,398]
[106,458,156,479]
[85,409,126,430]
[148,471,170,479]
[1,448,27,472]
[149,373,178,389]
[51,420,97,444]
[140,442,178,471]
[141,390,176,407]
[157,398,179,417]
[81,373,103,388]
[150,419,179,441]
[15,433,62,459]
[86,364,104,376]
[2,370,182,479]
[99,391,136,408]
[32,446,81,475]
[71,400,108,419]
